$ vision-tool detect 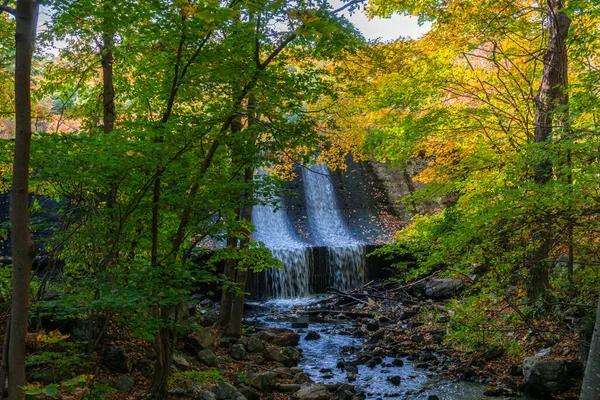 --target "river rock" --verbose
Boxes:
[247,372,276,392]
[255,328,300,347]
[185,327,215,355]
[244,336,266,353]
[366,357,382,368]
[424,278,464,299]
[387,375,401,386]
[197,349,219,367]
[211,382,247,400]
[103,347,131,373]
[419,351,436,362]
[294,372,313,384]
[230,344,249,361]
[392,358,404,367]
[305,331,321,340]
[172,354,190,371]
[296,384,331,400]
[263,346,300,366]
[237,384,260,400]
[523,356,569,393]
[366,320,380,332]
